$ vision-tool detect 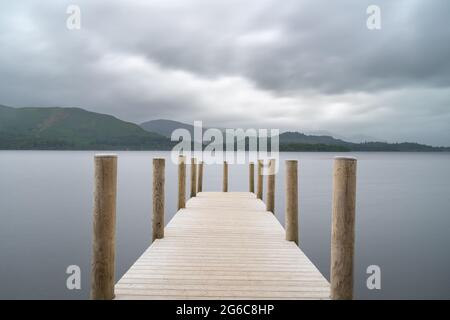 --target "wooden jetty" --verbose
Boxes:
[90,156,357,300]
